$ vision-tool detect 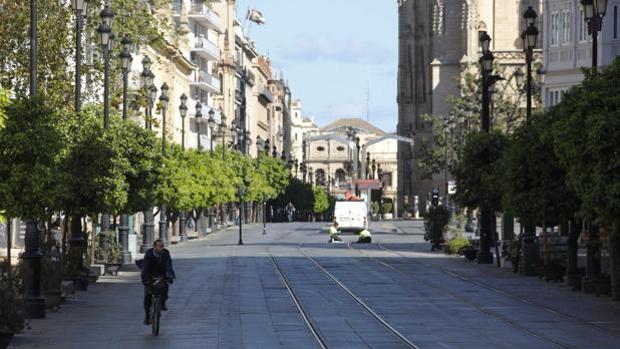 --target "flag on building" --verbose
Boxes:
[246,8,266,25]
